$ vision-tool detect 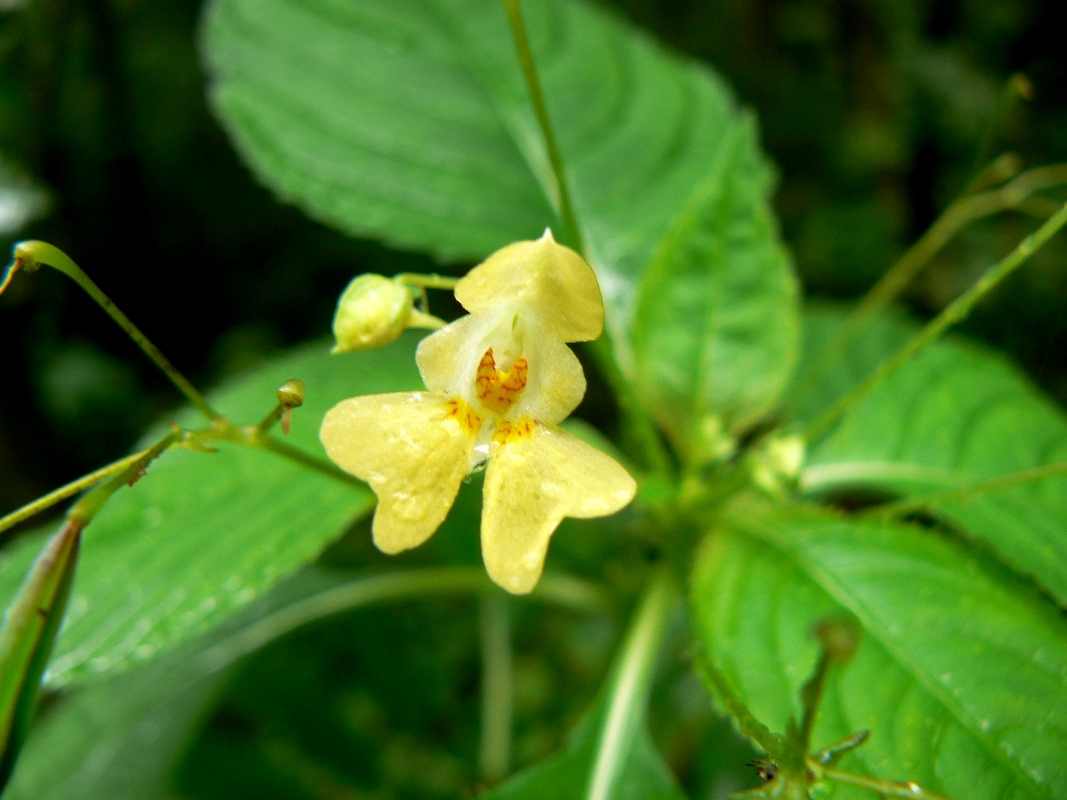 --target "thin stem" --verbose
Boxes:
[479,593,513,784]
[865,461,1067,522]
[805,202,1067,444]
[796,164,1067,407]
[10,241,223,422]
[194,567,605,675]
[501,0,584,252]
[251,435,368,489]
[394,273,459,291]
[797,651,830,757]
[66,431,180,526]
[586,567,676,800]
[0,448,151,539]
[822,769,955,800]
